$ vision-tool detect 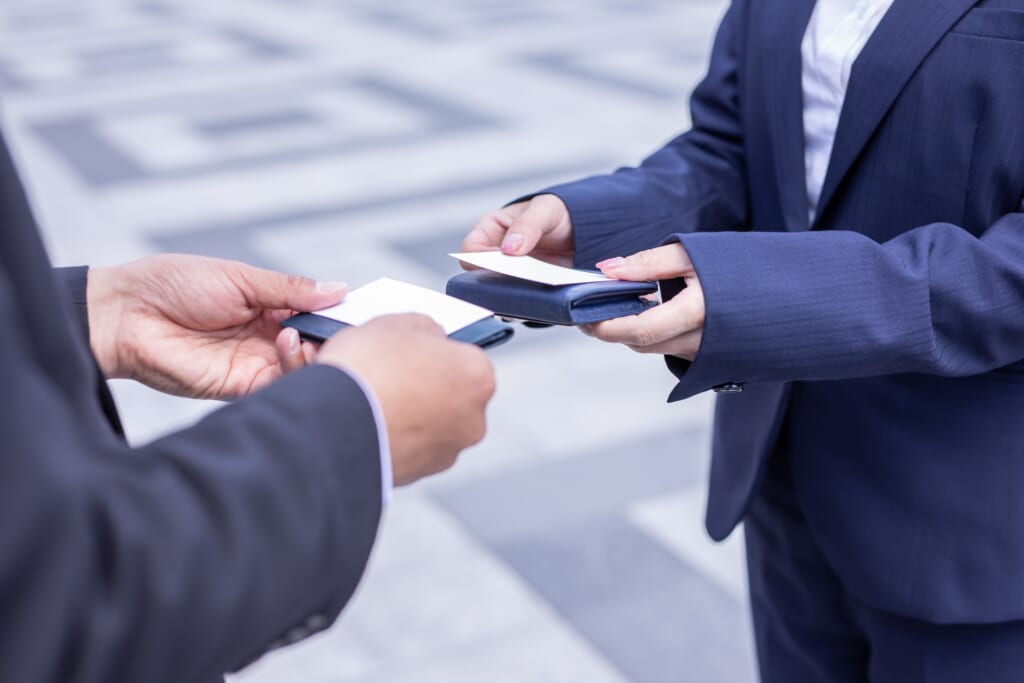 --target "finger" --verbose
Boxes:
[627,329,703,357]
[377,312,446,337]
[585,292,703,347]
[276,328,307,373]
[493,211,516,228]
[460,214,510,258]
[595,244,693,282]
[500,197,559,256]
[237,264,348,313]
[301,341,318,365]
[494,200,530,226]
